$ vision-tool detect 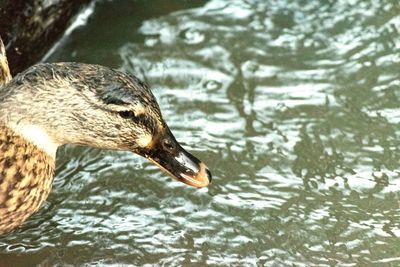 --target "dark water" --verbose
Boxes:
[1,0,400,266]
